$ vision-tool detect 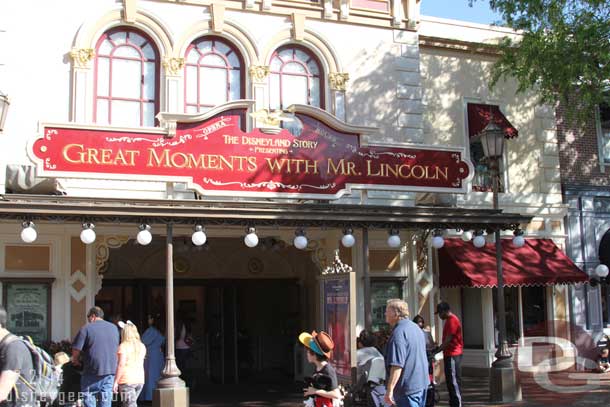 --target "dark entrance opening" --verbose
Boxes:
[97,279,301,382]
[94,236,315,404]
